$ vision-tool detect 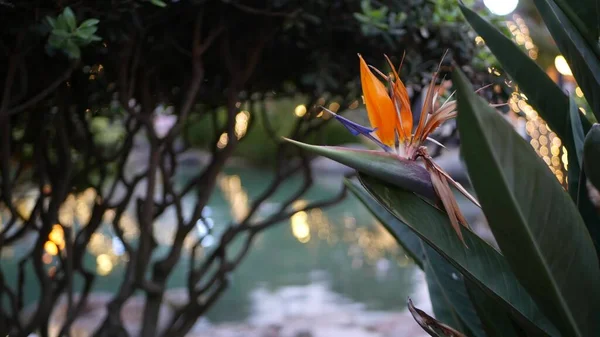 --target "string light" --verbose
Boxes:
[504,14,538,60]
[477,14,568,185]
